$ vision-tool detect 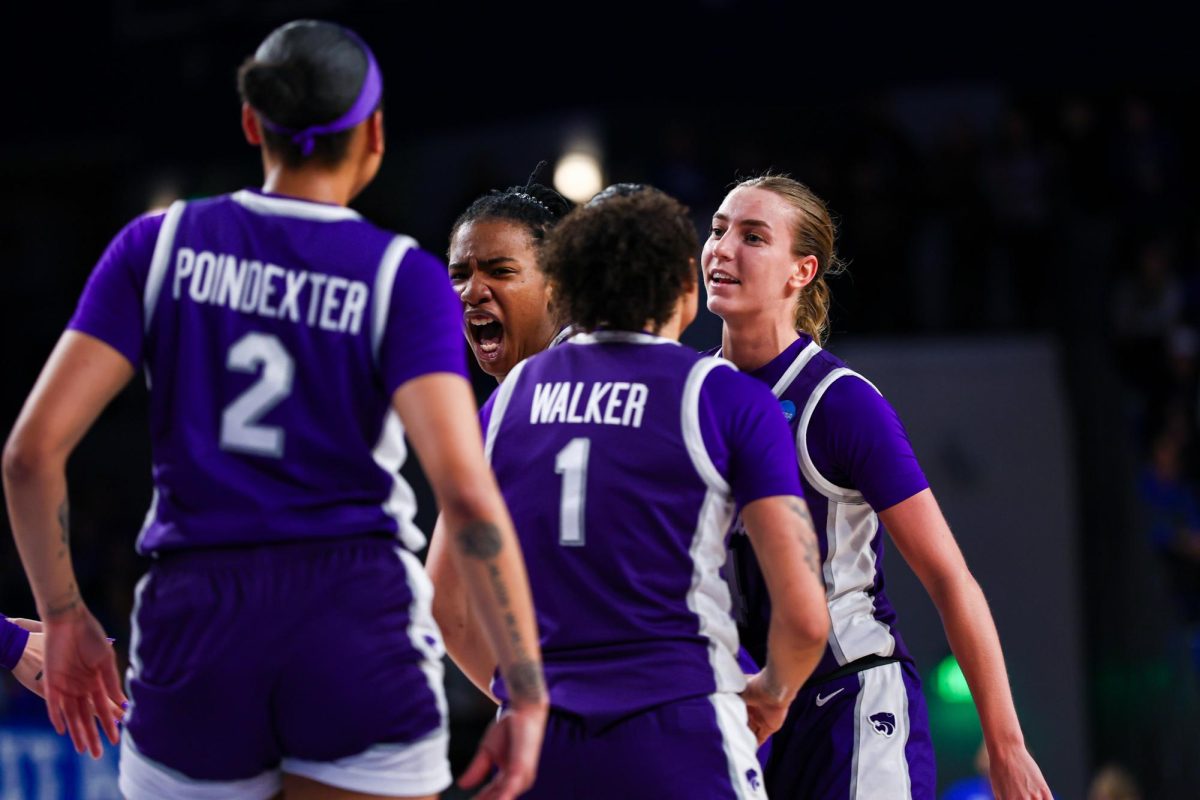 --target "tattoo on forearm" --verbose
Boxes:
[57,499,69,560]
[505,658,546,704]
[46,584,81,618]
[456,520,502,559]
[457,518,547,703]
